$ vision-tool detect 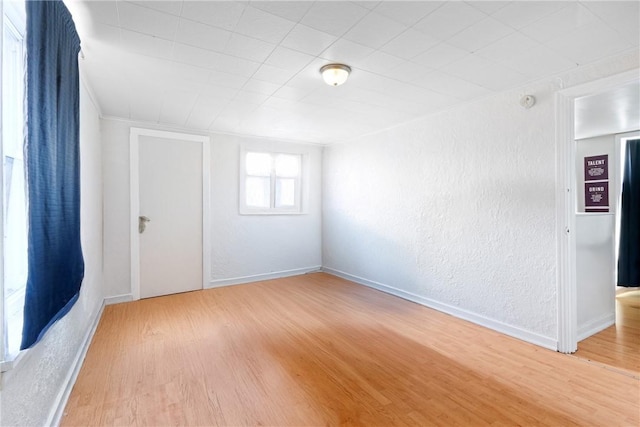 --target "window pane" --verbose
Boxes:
[246,152,271,176]
[3,10,27,359]
[275,178,296,207]
[245,176,270,208]
[3,22,24,158]
[275,154,300,178]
